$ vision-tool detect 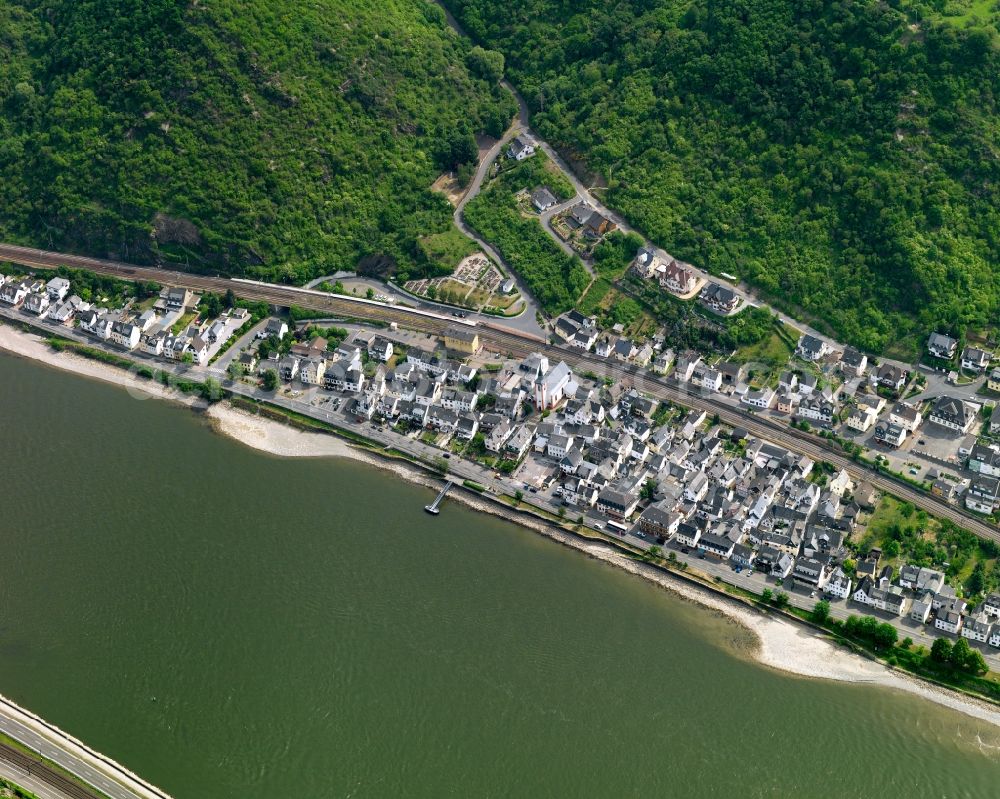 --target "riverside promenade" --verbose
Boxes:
[0,695,172,799]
